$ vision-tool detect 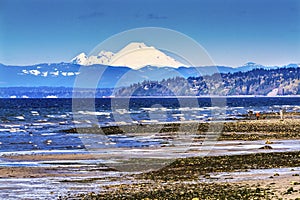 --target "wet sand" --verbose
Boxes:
[2,153,98,162]
[62,175,300,199]
[58,151,300,199]
[0,167,72,178]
